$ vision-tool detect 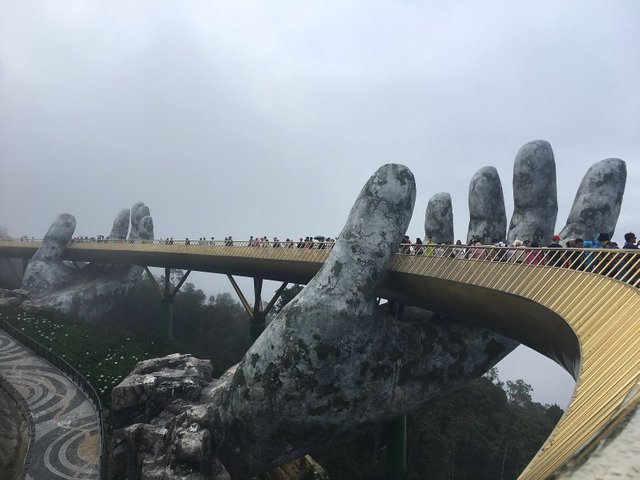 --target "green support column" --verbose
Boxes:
[251,278,265,340]
[387,415,407,480]
[388,300,407,480]
[161,298,174,339]
[163,268,173,339]
[144,267,190,341]
[250,311,266,340]
[227,275,288,341]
